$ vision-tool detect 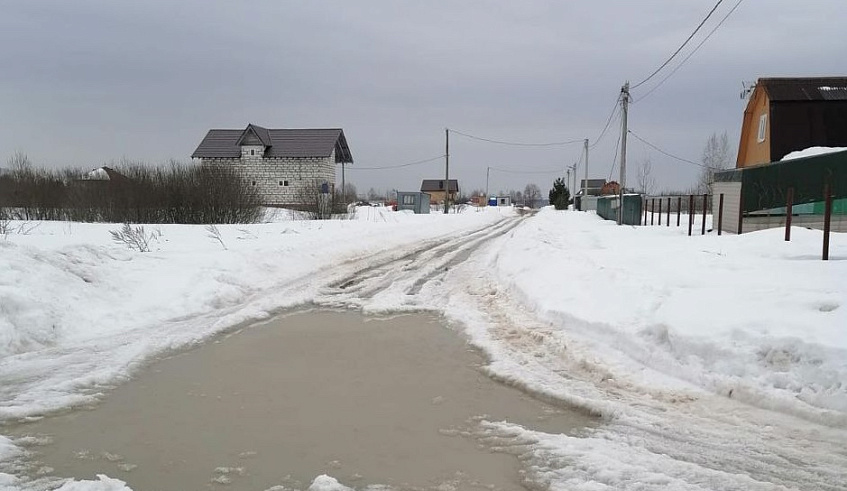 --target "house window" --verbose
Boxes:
[250,149,255,156]
[403,195,415,205]
[251,180,257,186]
[757,114,767,143]
[279,180,289,186]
